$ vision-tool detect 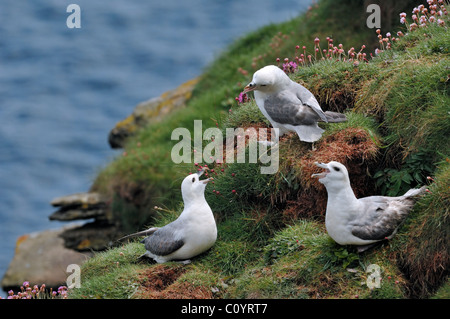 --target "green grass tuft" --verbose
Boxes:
[68,243,145,299]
